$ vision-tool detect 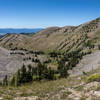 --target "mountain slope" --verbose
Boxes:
[0,18,100,52]
[0,47,23,80]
